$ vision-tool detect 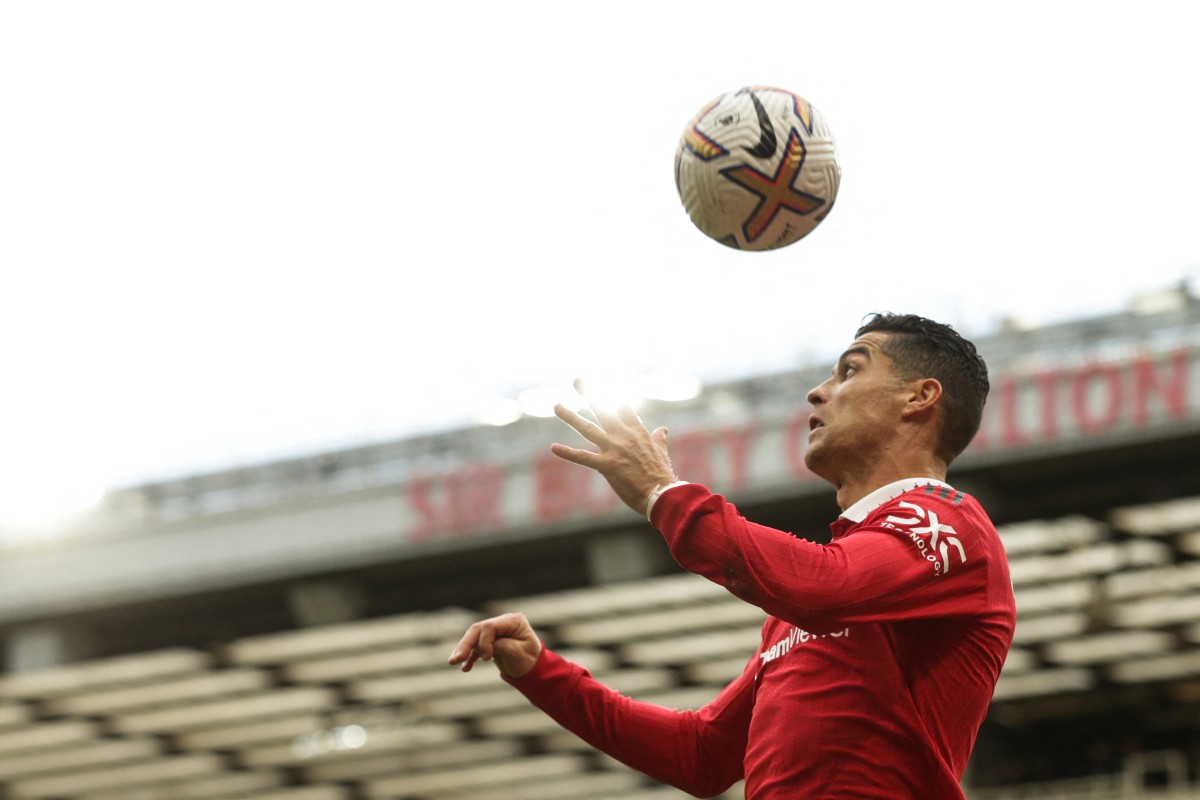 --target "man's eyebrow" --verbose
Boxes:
[837,346,872,365]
